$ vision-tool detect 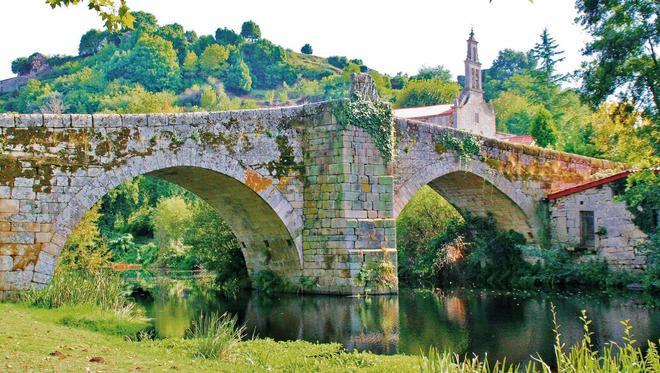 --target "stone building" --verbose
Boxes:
[547,170,648,270]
